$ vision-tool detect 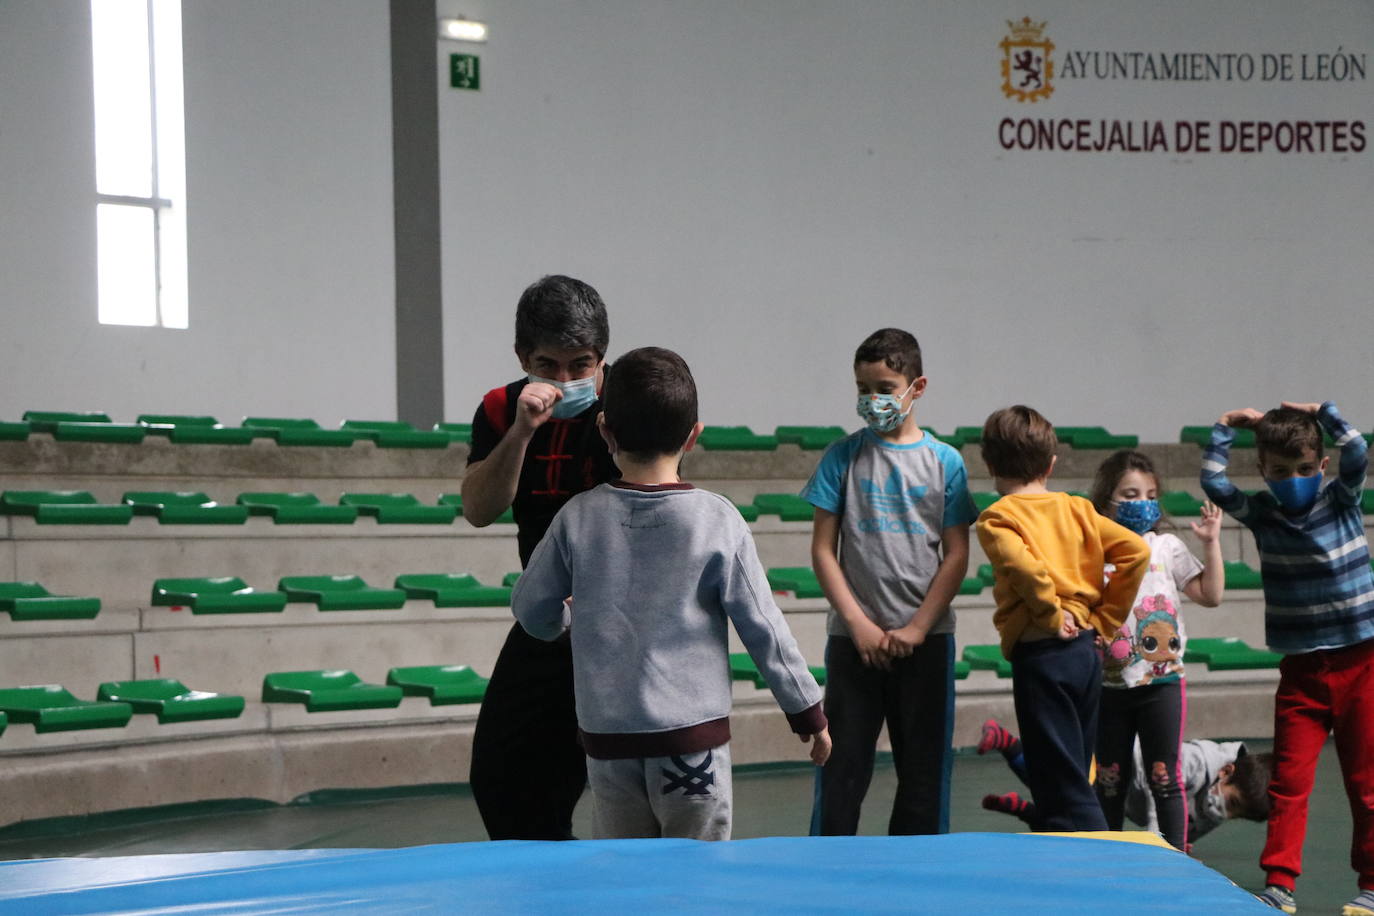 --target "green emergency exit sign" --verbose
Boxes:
[450,54,480,90]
